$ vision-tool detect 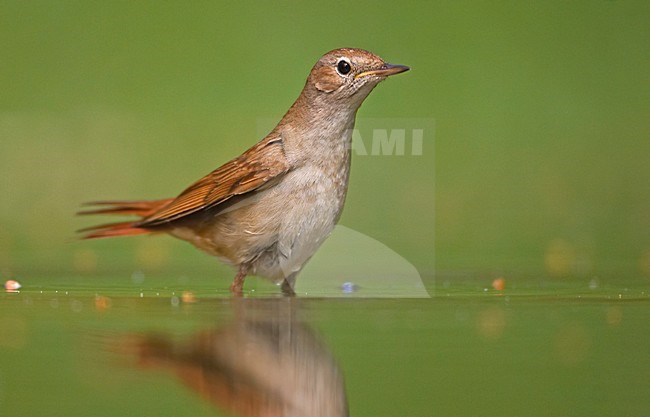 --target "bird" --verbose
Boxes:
[78,48,409,295]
